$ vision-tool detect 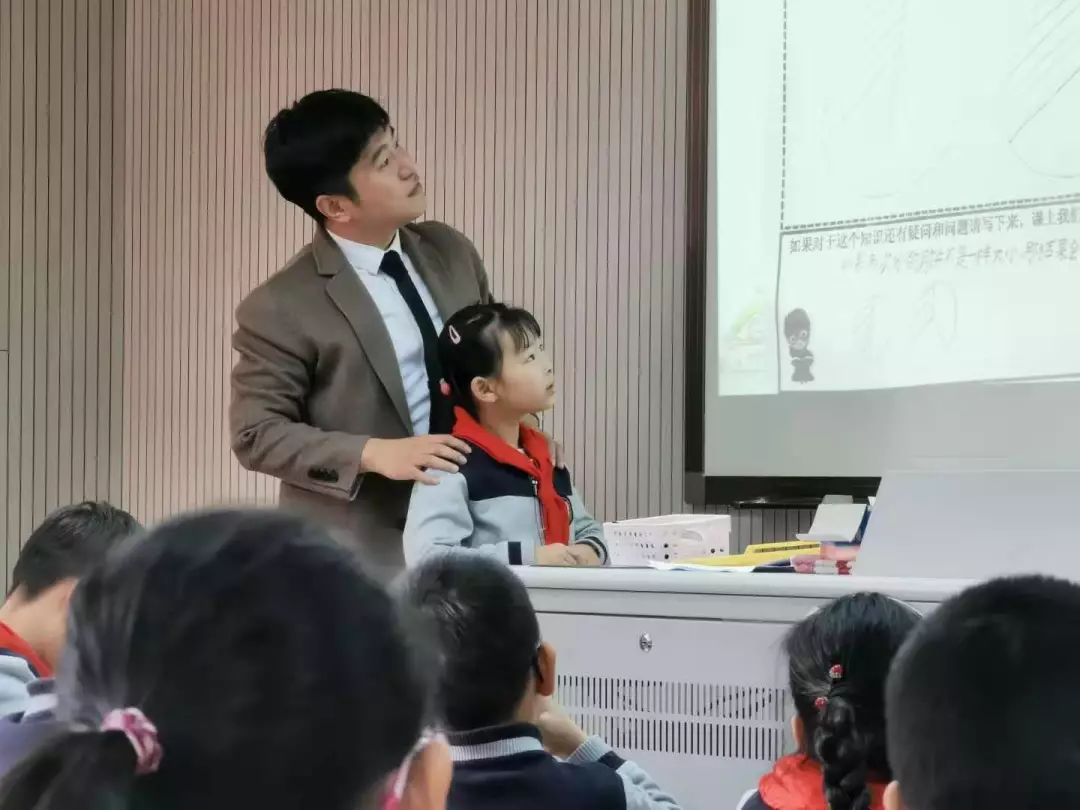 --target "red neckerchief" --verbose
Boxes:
[758,755,887,810]
[451,407,569,545]
[0,621,53,678]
